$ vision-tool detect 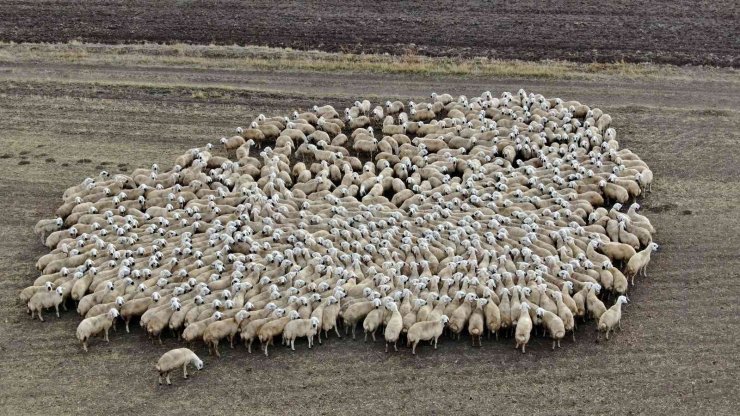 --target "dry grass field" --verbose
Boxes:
[0,43,738,415]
